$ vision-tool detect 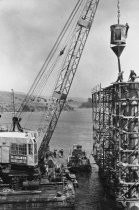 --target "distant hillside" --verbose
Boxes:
[67,98,86,108]
[0,91,90,112]
[0,91,74,112]
[79,98,92,108]
[0,91,25,112]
